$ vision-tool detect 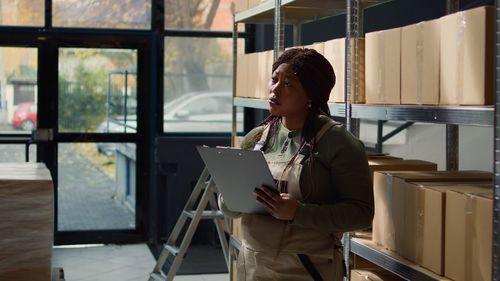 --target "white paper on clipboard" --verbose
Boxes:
[196,145,277,214]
